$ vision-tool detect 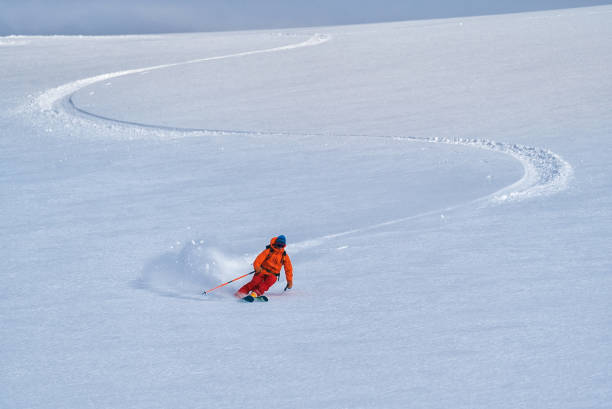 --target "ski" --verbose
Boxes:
[242,295,268,302]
